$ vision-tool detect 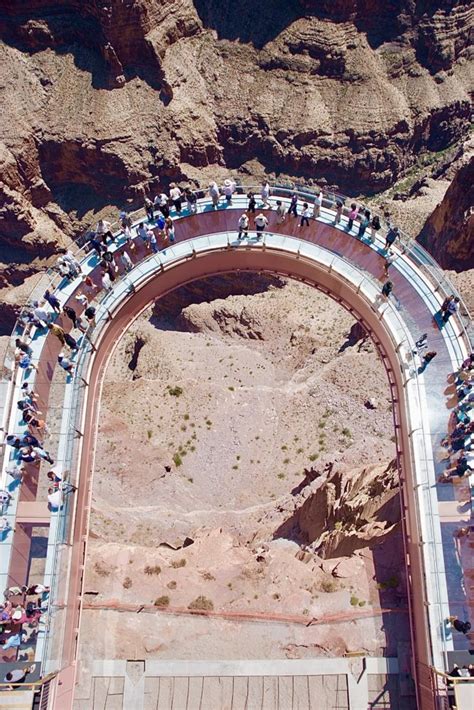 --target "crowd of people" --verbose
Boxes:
[439,353,473,483]
[0,179,471,685]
